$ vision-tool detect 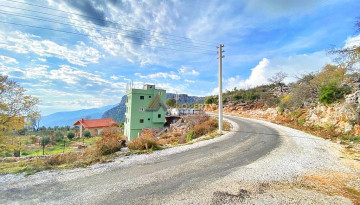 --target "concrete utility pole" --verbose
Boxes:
[218,44,224,132]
